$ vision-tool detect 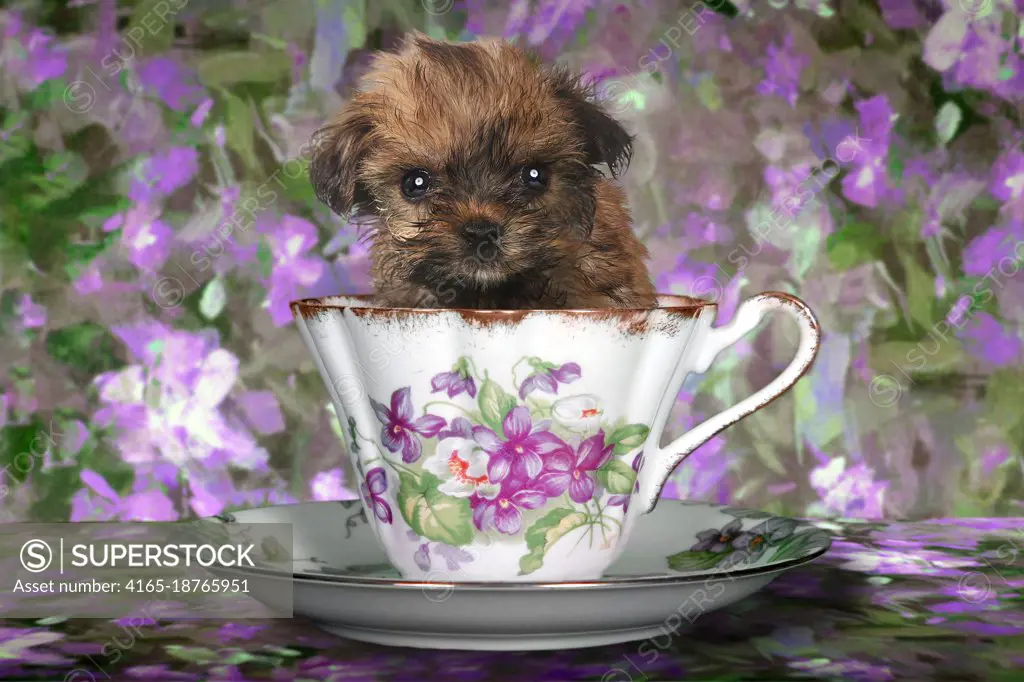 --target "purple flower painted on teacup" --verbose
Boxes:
[360,467,393,524]
[607,451,644,512]
[473,406,570,482]
[370,387,446,463]
[470,477,547,535]
[430,358,477,399]
[690,519,744,553]
[731,517,798,556]
[535,431,615,503]
[518,360,581,399]
[435,544,476,571]
[438,416,474,440]
[414,543,431,571]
